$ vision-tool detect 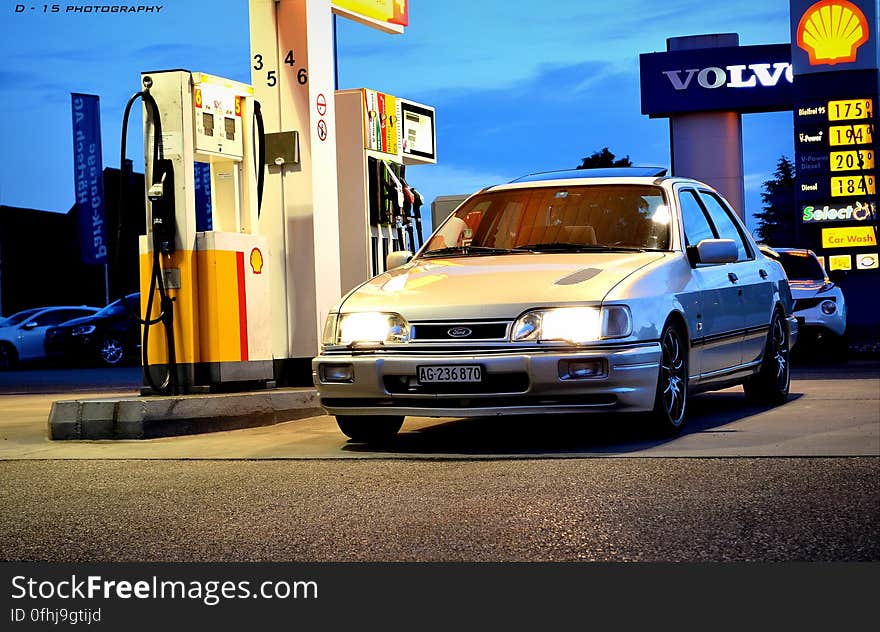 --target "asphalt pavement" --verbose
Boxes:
[0,361,876,562]
[0,457,876,561]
